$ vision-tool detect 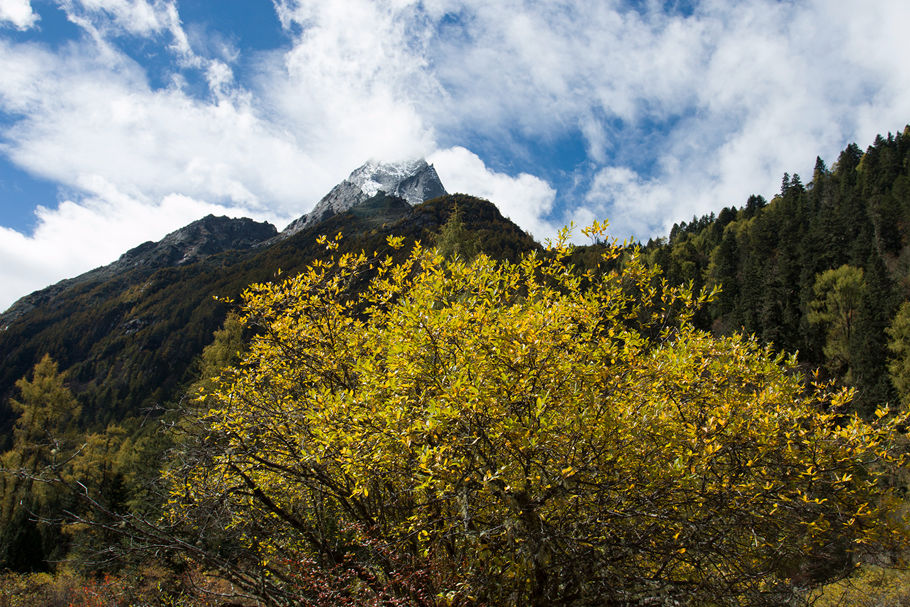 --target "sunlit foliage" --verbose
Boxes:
[165,226,908,606]
[809,265,867,382]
